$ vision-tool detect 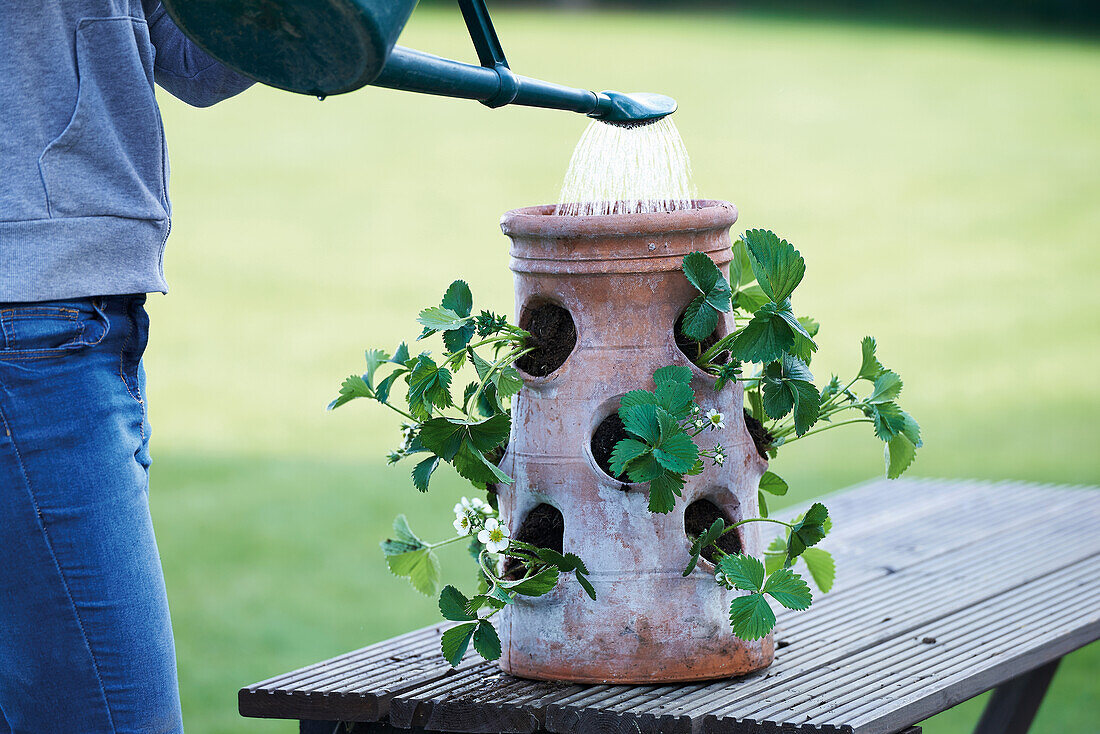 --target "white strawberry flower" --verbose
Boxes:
[453,512,473,537]
[706,409,725,430]
[477,517,511,554]
[454,496,494,519]
[713,445,726,466]
[467,496,493,515]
